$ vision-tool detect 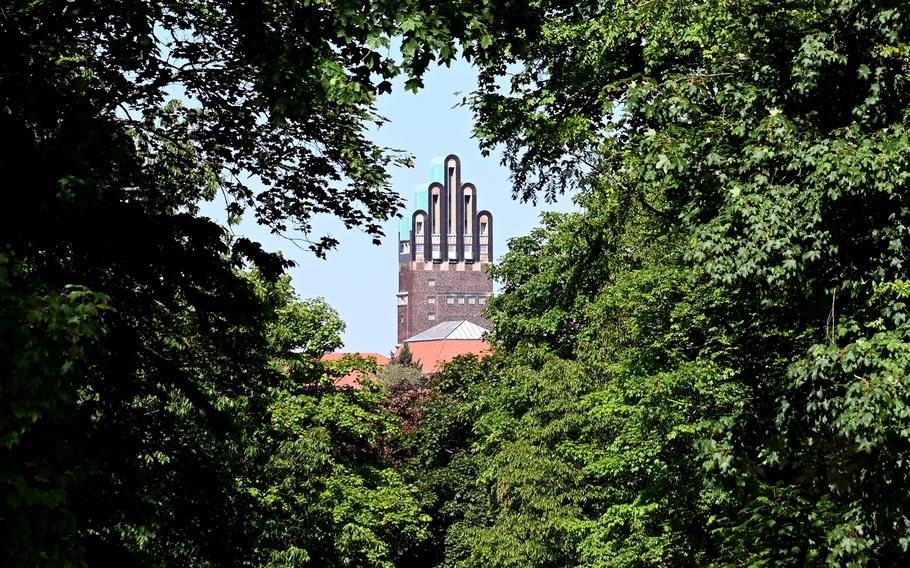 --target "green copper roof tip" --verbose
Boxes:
[399,183,430,240]
[430,156,445,184]
[413,184,429,211]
